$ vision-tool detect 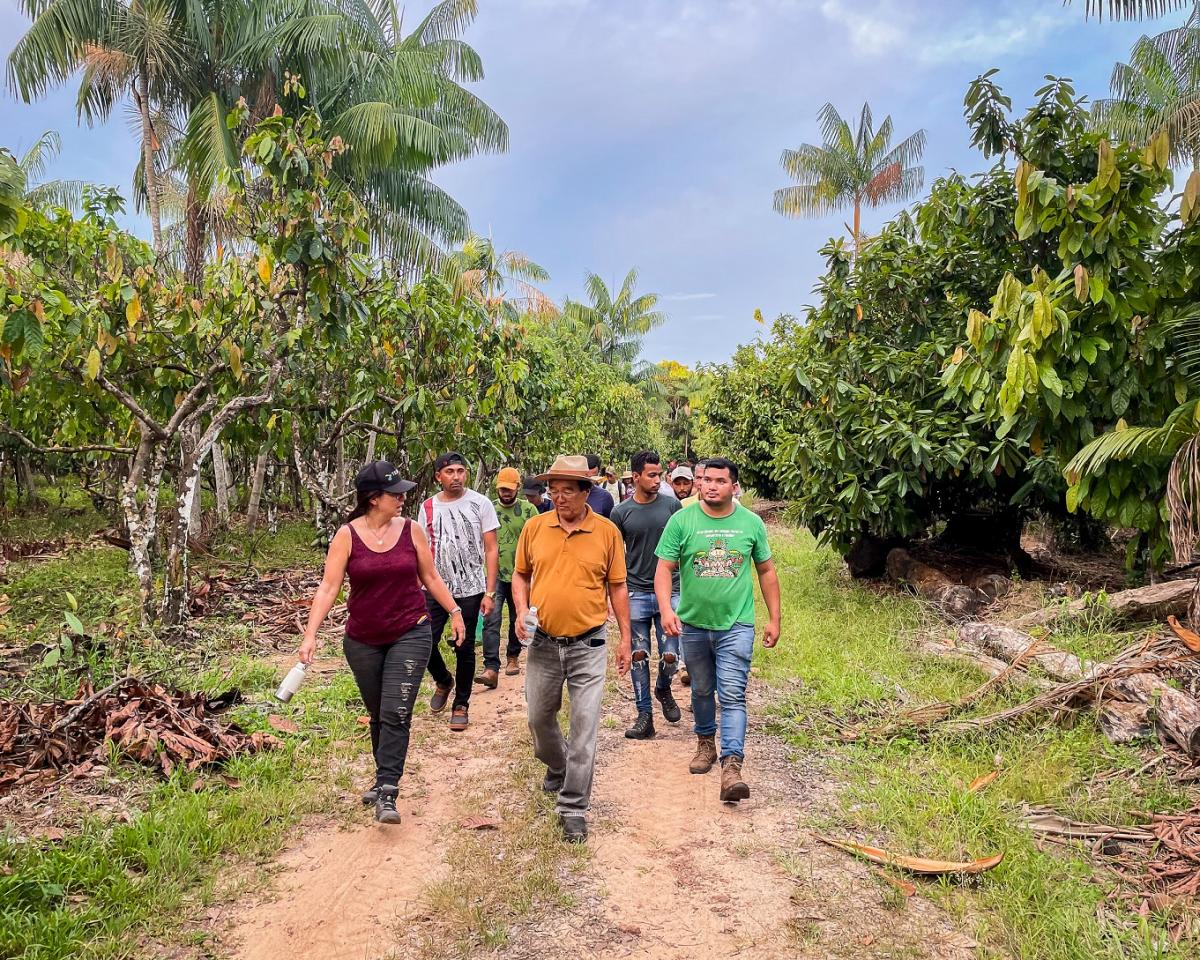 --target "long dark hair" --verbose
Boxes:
[346,490,380,523]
